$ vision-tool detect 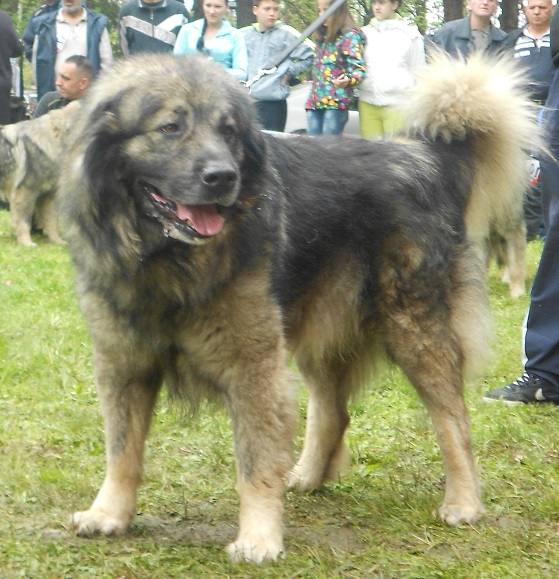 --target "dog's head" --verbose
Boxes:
[62,54,268,251]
